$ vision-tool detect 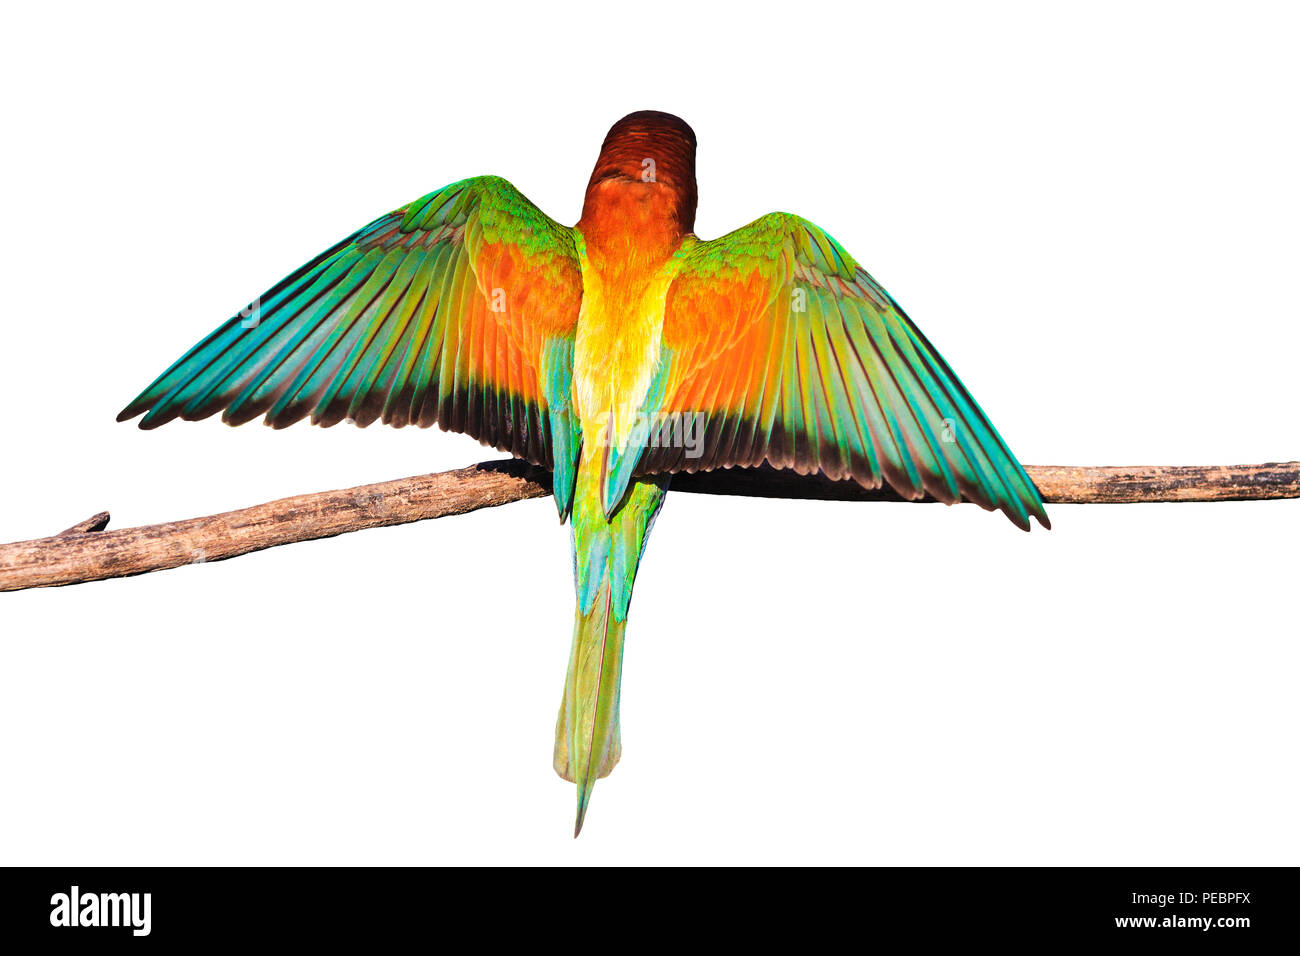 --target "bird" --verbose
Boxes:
[119,110,1049,836]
